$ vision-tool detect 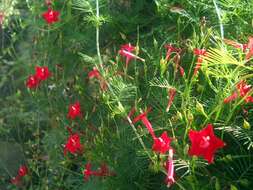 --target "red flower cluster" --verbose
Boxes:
[193,48,207,76]
[26,66,51,89]
[11,165,28,186]
[130,108,175,186]
[119,43,145,67]
[188,124,225,163]
[224,80,253,104]
[83,163,115,181]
